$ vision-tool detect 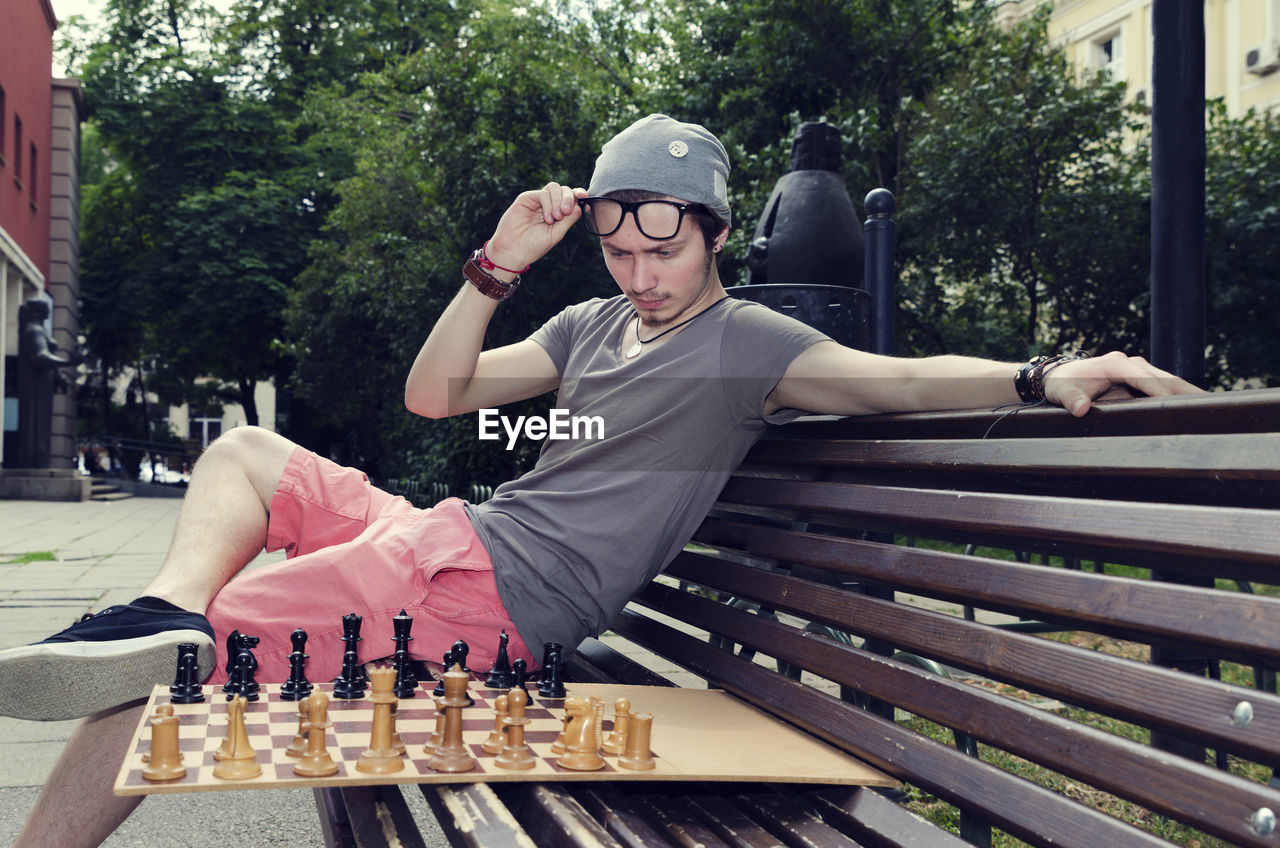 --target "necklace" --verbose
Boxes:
[623,296,730,360]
